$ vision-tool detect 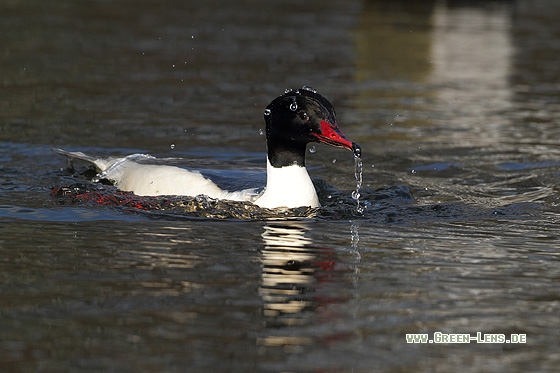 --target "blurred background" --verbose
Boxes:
[1,0,560,372]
